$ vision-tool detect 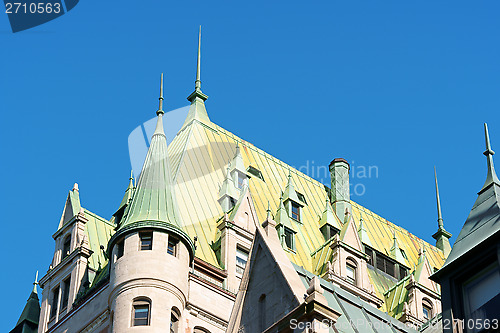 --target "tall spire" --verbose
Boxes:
[183,26,211,129]
[157,72,164,115]
[434,167,444,229]
[187,26,208,103]
[108,74,195,261]
[154,73,166,135]
[481,123,500,191]
[195,25,201,91]
[432,167,452,257]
